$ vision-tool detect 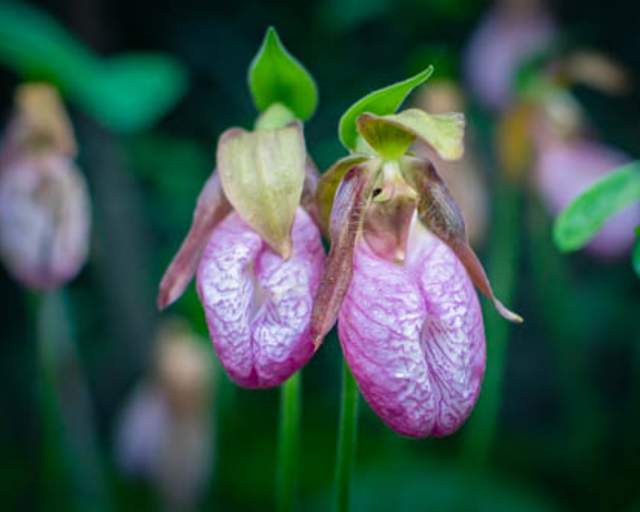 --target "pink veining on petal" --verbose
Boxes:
[535,138,640,258]
[338,220,485,438]
[196,207,324,388]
